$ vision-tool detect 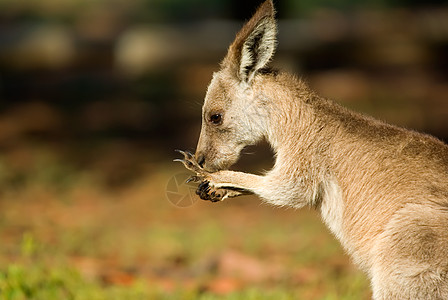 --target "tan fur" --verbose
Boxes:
[192,1,448,298]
